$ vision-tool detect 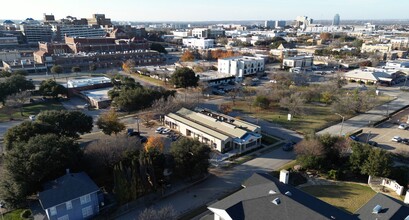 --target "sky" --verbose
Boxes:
[1,0,408,21]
